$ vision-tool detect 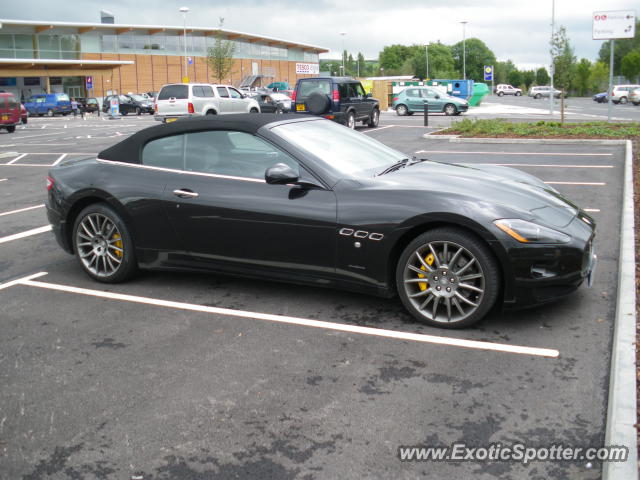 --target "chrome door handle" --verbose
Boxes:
[173,189,199,198]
